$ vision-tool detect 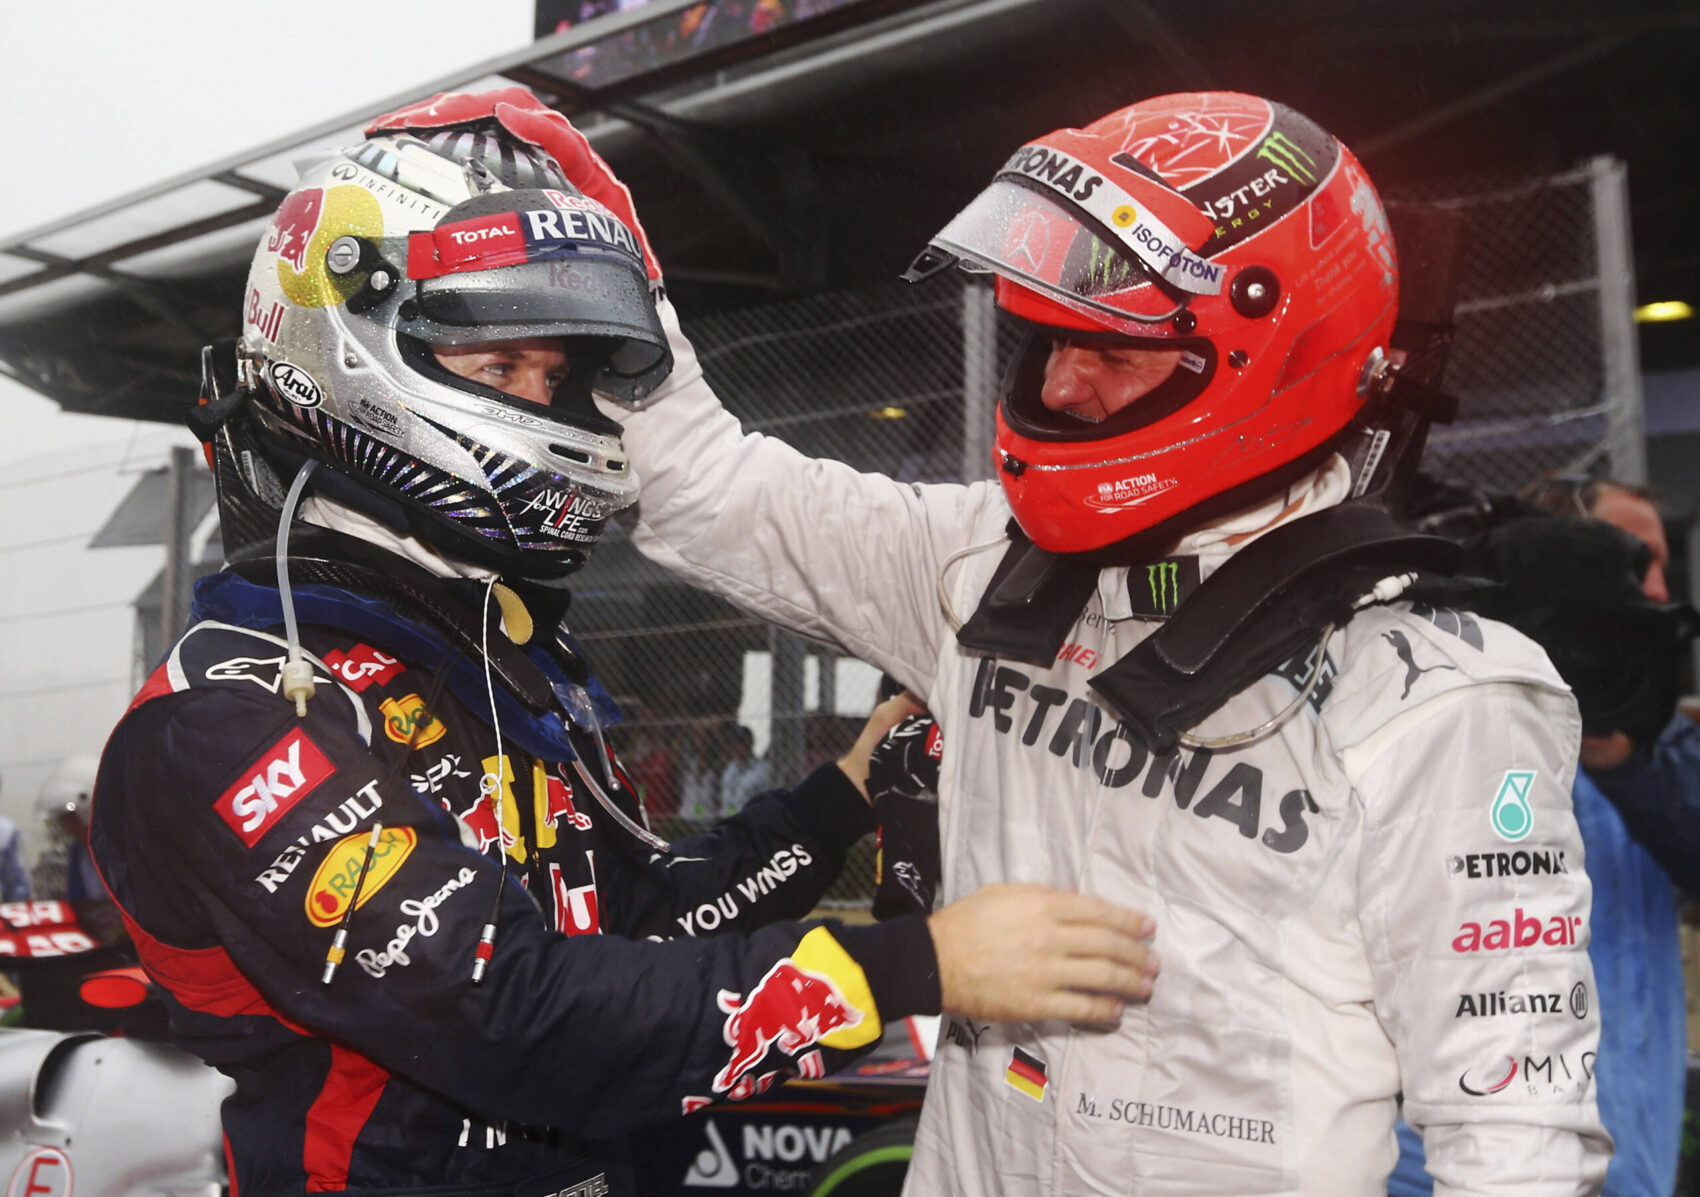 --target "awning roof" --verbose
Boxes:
[3,0,1698,424]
